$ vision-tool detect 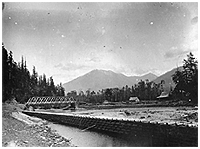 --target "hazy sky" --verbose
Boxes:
[2,2,198,84]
